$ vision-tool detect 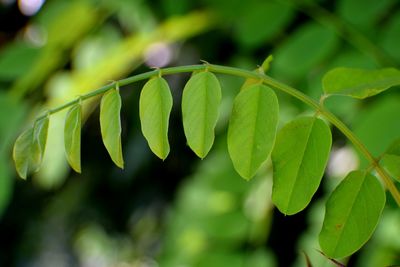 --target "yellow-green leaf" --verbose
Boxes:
[12,116,49,179]
[139,77,172,160]
[182,72,221,158]
[319,170,385,258]
[64,103,82,173]
[13,128,33,179]
[323,67,400,99]
[100,88,124,168]
[31,117,49,172]
[228,84,279,180]
[272,117,332,215]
